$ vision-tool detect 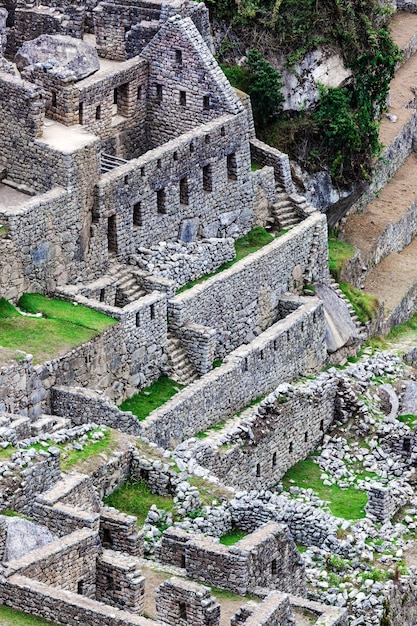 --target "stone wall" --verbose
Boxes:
[184,373,338,490]
[156,577,220,626]
[99,507,144,557]
[289,596,348,626]
[141,297,327,448]
[250,138,295,193]
[3,528,99,598]
[161,522,305,597]
[168,214,329,359]
[0,234,26,302]
[96,550,145,613]
[231,592,296,626]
